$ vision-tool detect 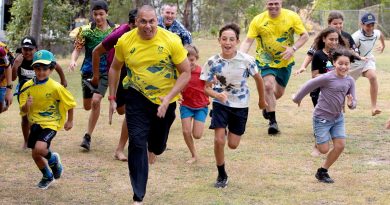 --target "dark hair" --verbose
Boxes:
[128,8,138,24]
[185,44,199,59]
[312,27,348,50]
[327,11,344,25]
[332,48,354,63]
[92,0,108,12]
[219,23,240,40]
